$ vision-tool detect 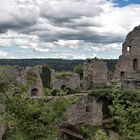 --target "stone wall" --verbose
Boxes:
[66,95,102,126]
[0,66,44,97]
[51,72,80,90]
[0,67,26,86]
[82,58,108,89]
[25,66,44,98]
[114,25,140,89]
